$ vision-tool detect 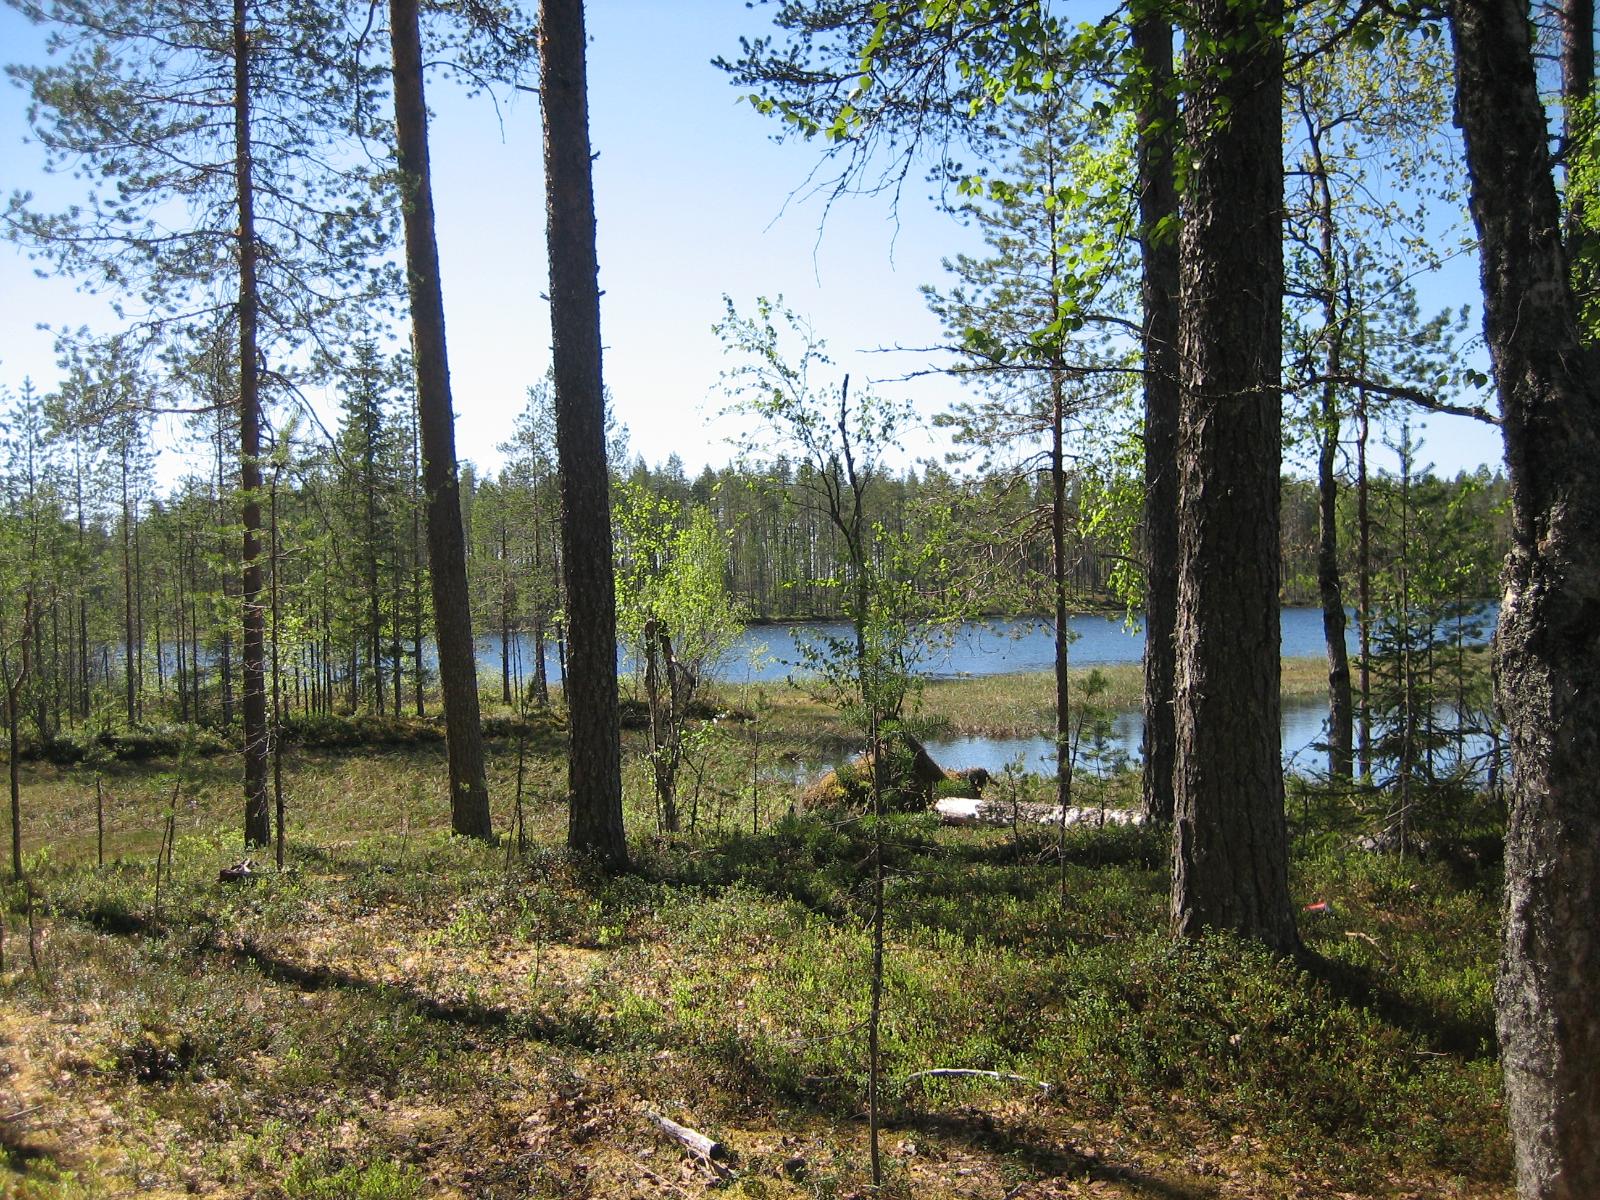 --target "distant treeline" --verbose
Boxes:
[0,367,1511,735]
[466,451,1509,621]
